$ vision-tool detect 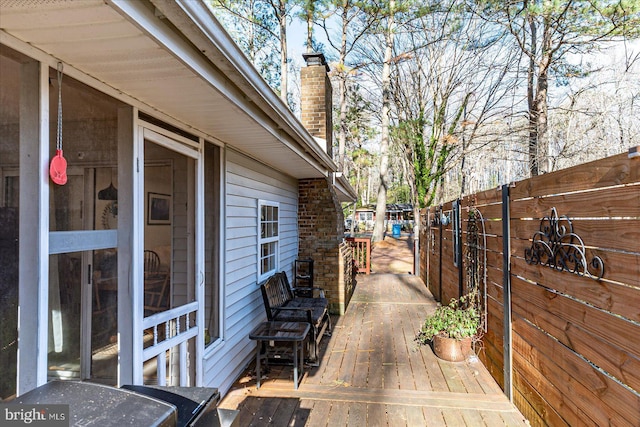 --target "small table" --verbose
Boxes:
[249,321,310,390]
